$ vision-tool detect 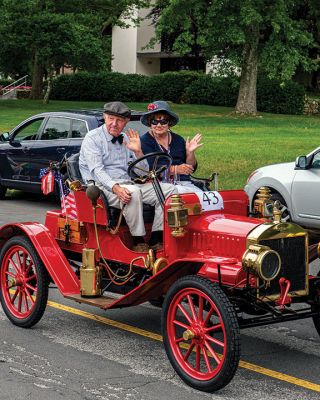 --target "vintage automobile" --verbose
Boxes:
[0,153,319,393]
[244,146,320,230]
[0,110,145,199]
